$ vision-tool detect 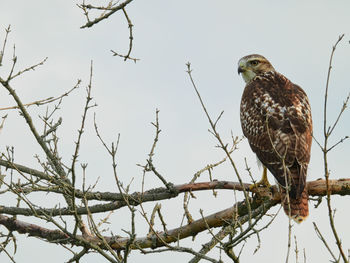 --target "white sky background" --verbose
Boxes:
[0,1,350,262]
